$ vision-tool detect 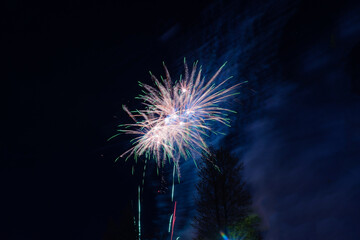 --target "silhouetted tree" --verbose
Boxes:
[193,148,255,239]
[228,214,262,240]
